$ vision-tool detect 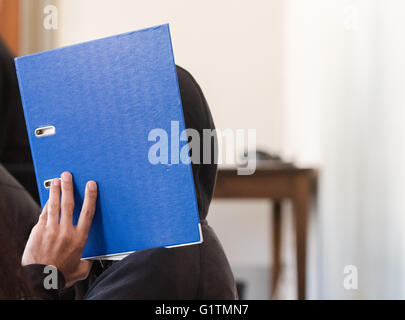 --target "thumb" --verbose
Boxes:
[77,259,93,279]
[66,260,93,288]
